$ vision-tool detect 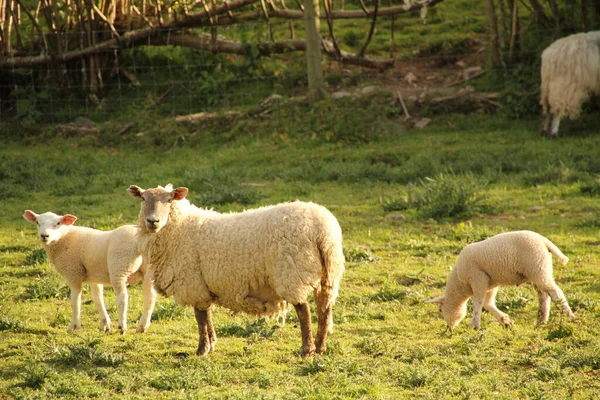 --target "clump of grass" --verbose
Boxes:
[370,283,407,302]
[150,301,188,321]
[150,370,204,391]
[23,248,47,266]
[383,172,490,220]
[580,179,600,196]
[546,324,574,341]
[395,366,429,389]
[298,356,328,375]
[50,340,125,367]
[23,276,70,301]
